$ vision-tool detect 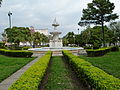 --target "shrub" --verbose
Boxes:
[0,49,6,55]
[8,51,52,90]
[83,46,93,49]
[22,46,32,50]
[110,46,119,51]
[62,50,120,90]
[0,42,5,48]
[0,49,33,57]
[86,46,119,57]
